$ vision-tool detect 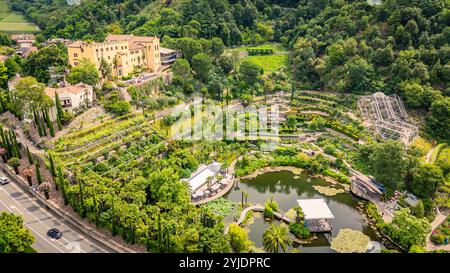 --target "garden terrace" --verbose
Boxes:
[77,139,166,179]
[53,115,146,152]
[58,123,163,165]
[358,93,418,145]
